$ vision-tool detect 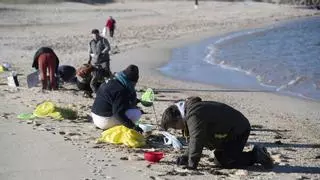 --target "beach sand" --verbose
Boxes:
[0,1,320,180]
